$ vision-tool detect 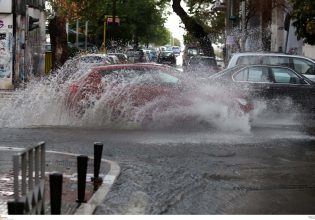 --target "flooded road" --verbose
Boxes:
[1,124,315,214]
[1,59,315,214]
